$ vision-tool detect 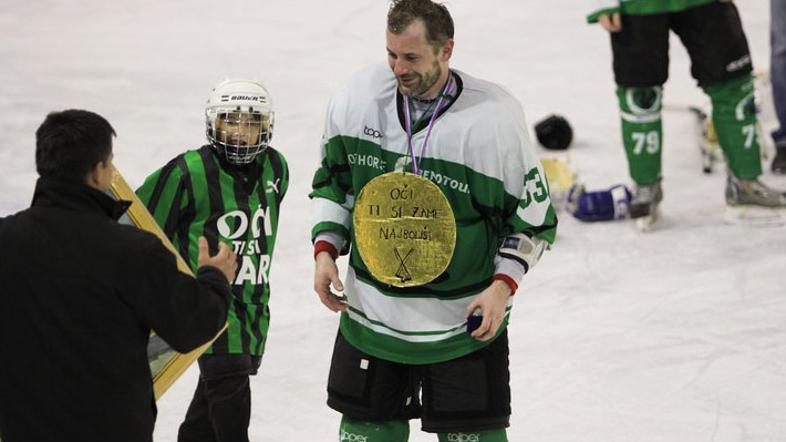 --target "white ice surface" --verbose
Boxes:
[1,1,785,441]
